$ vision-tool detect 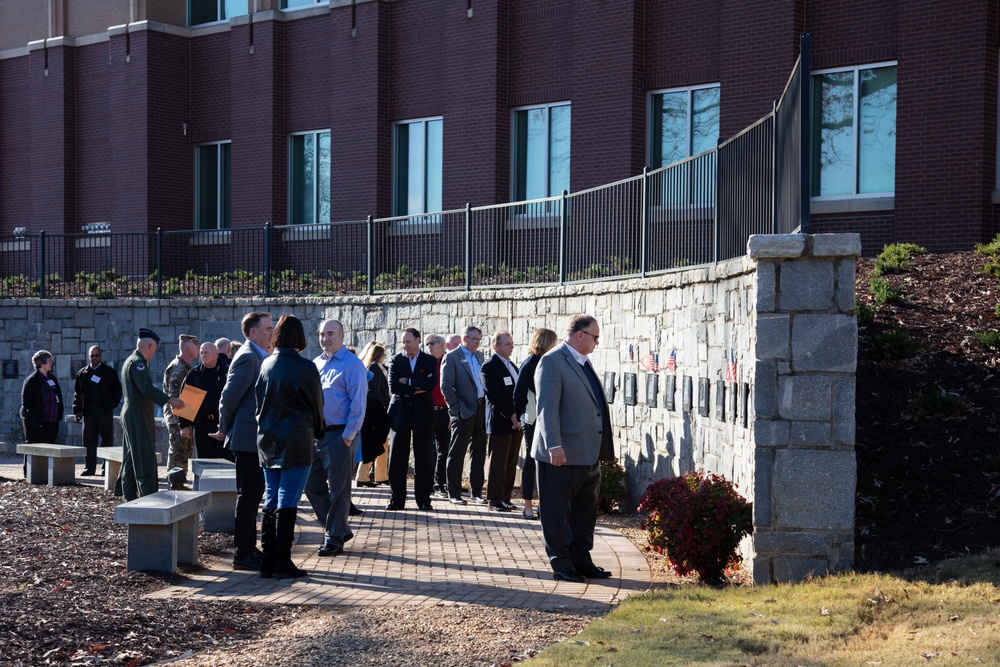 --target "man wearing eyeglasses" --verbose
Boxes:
[424,334,452,499]
[441,325,489,505]
[533,314,616,583]
[72,345,123,476]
